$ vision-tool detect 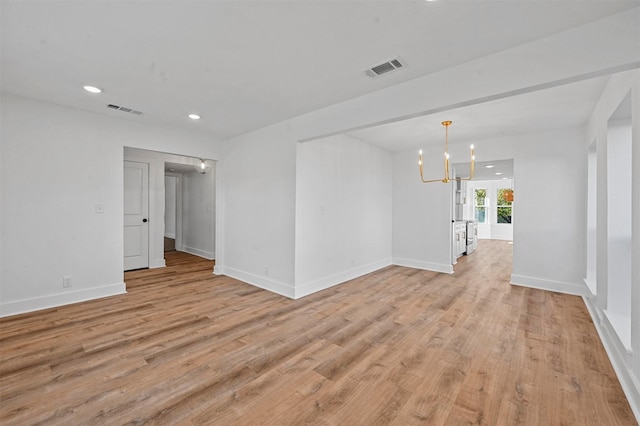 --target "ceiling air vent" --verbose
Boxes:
[107,104,143,115]
[364,57,405,78]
